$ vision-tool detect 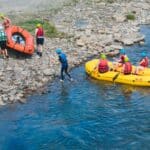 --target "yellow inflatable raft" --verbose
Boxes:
[85,59,150,87]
